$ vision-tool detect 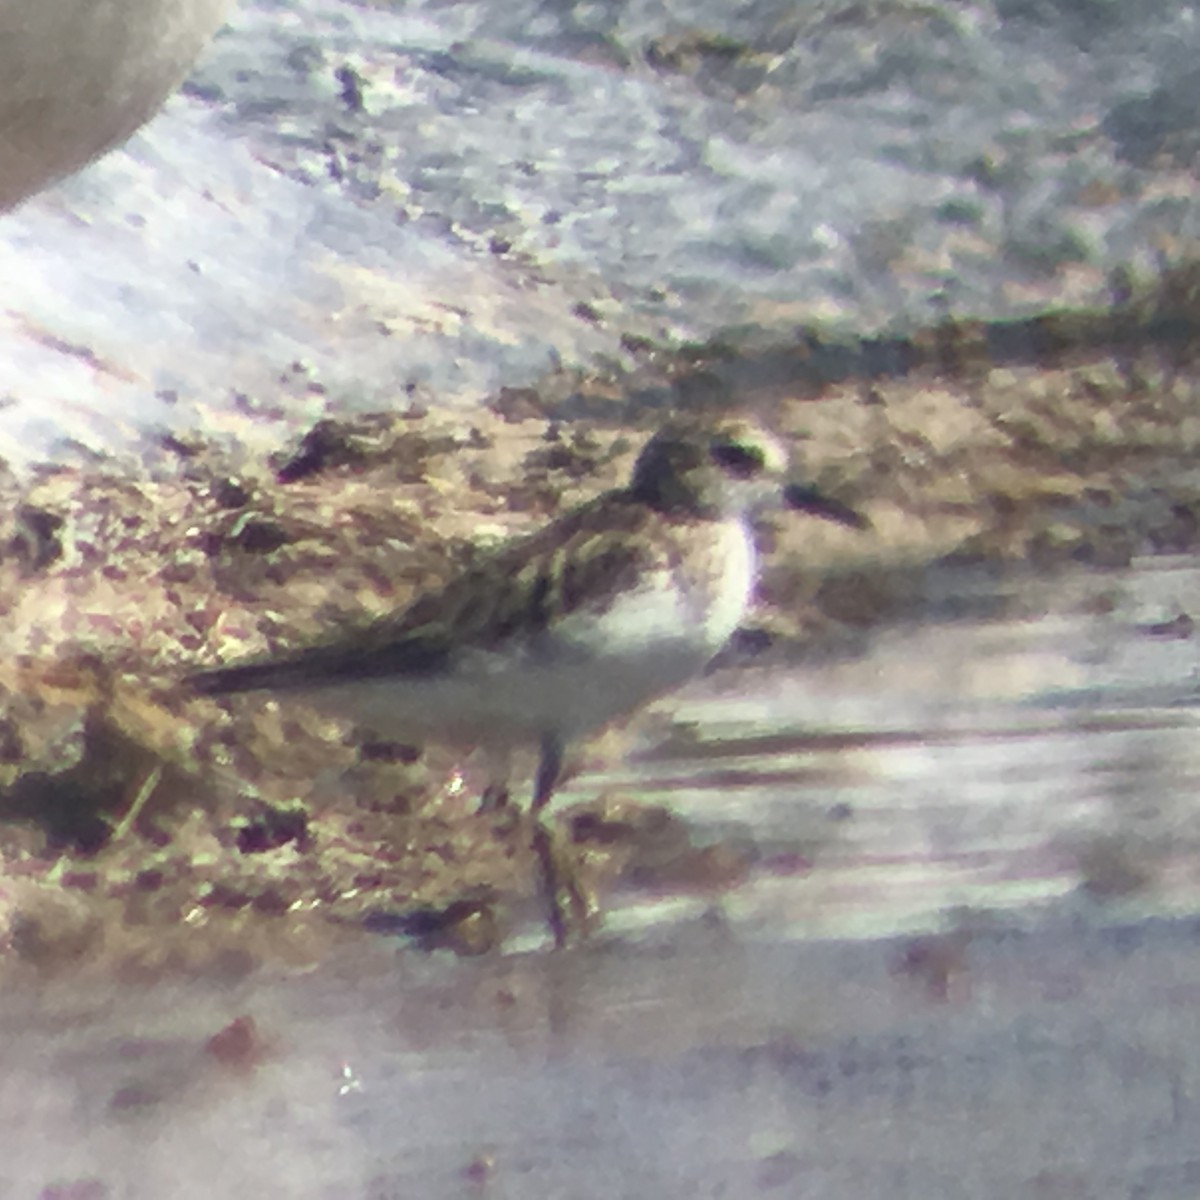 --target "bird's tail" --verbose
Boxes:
[187,658,316,696]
